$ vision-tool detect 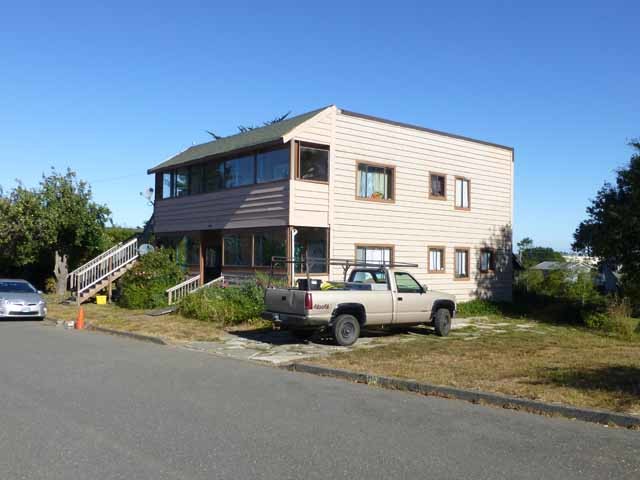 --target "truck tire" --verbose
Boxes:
[290,329,315,341]
[332,314,360,346]
[433,308,451,337]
